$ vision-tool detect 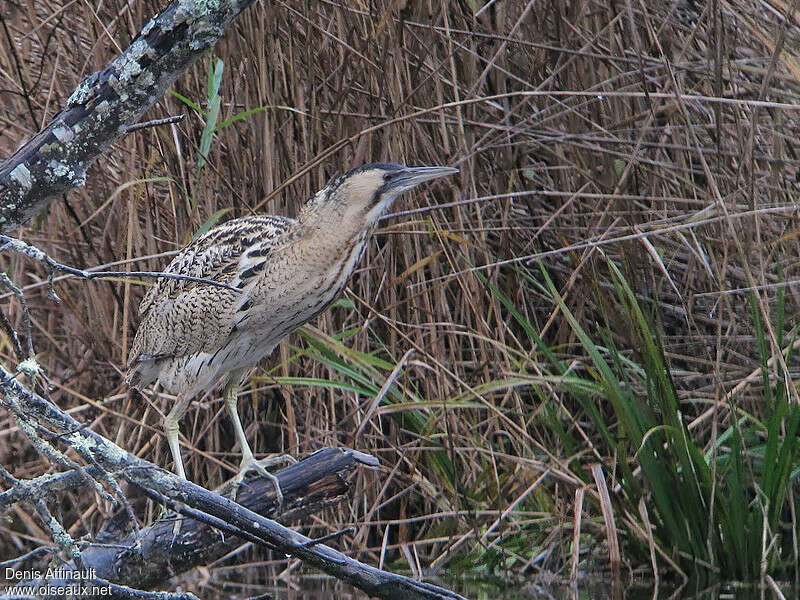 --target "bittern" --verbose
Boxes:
[126,162,457,504]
